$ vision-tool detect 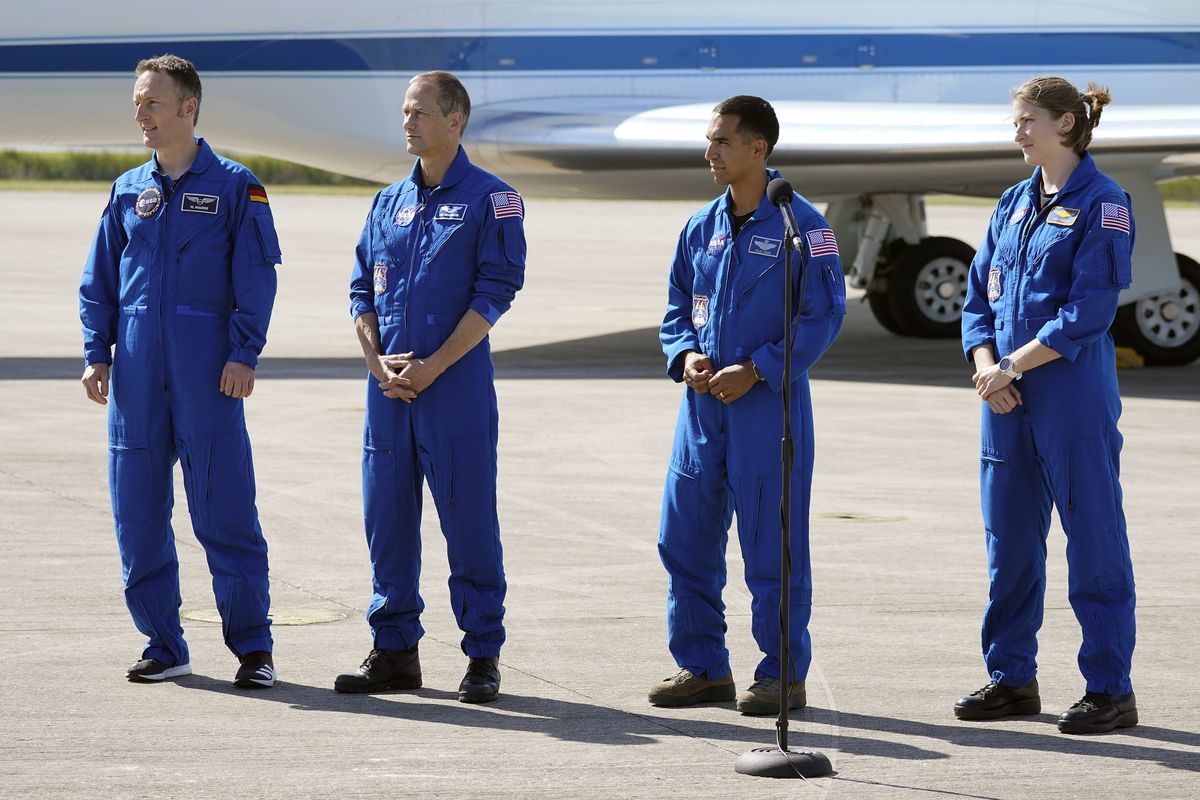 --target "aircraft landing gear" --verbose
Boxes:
[1113,253,1200,366]
[867,237,974,339]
